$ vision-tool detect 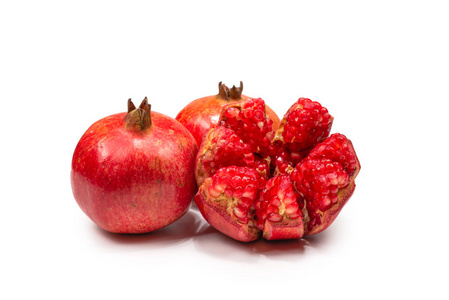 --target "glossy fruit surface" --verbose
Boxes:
[71,98,198,233]
[194,97,360,242]
[176,82,280,146]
